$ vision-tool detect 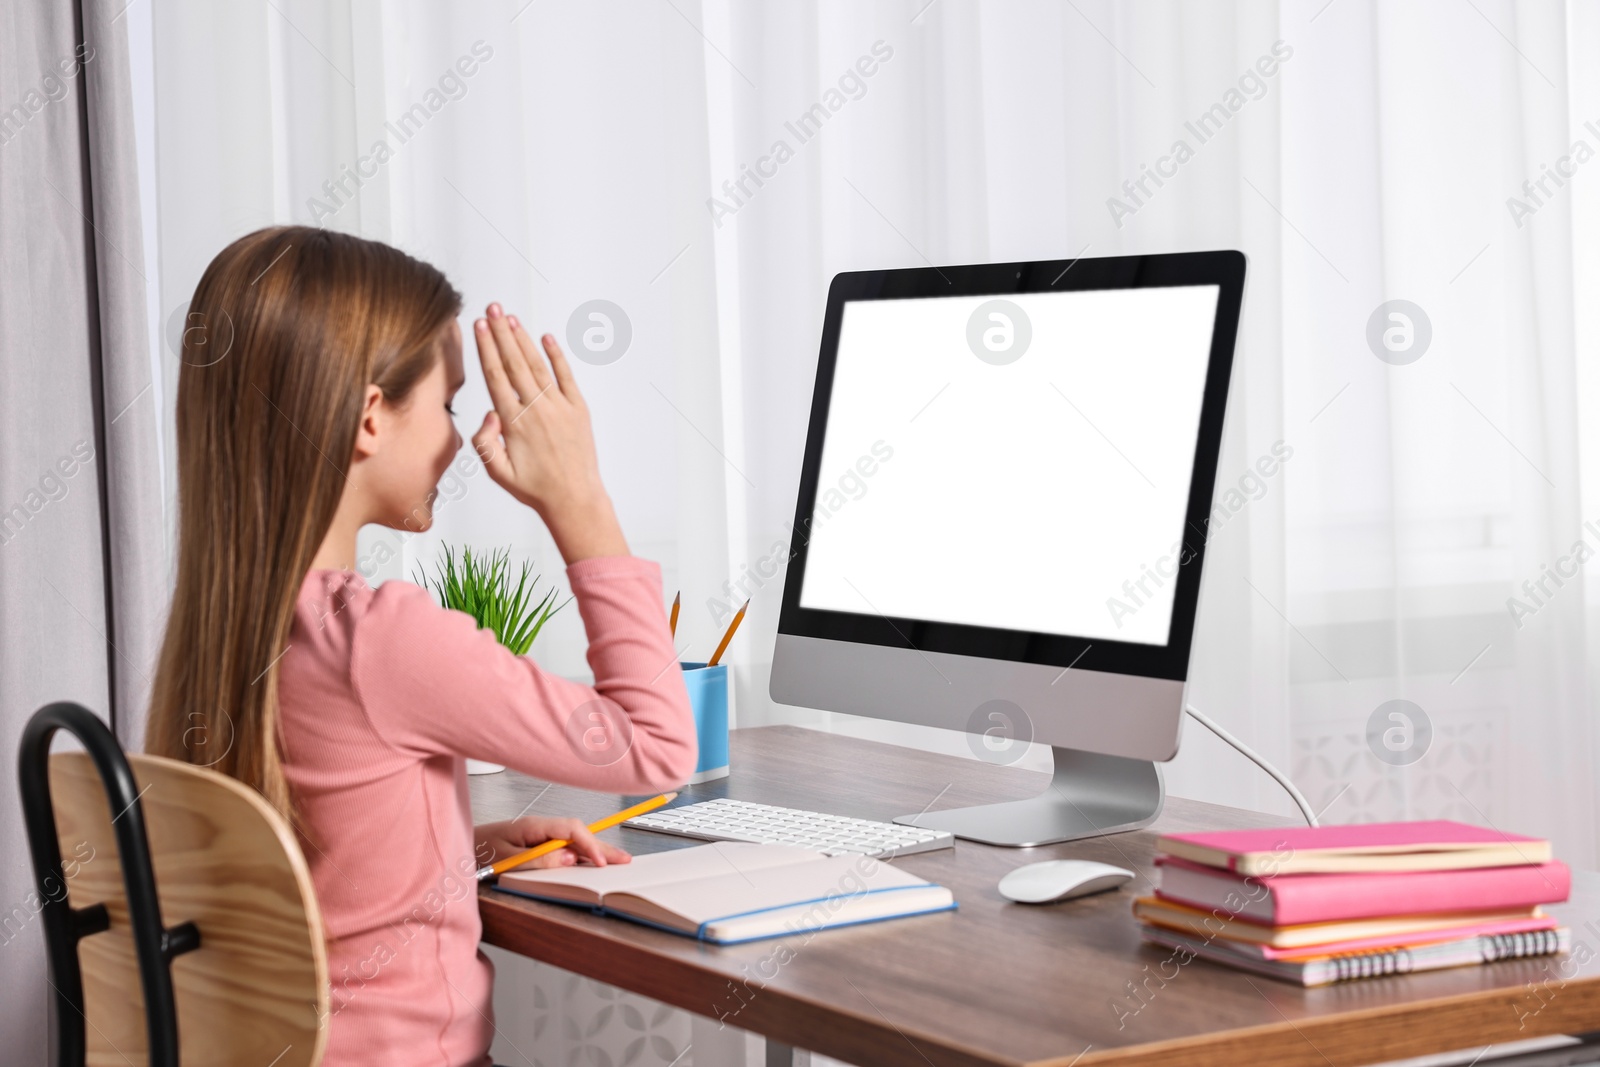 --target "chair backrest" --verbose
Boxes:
[19,702,328,1067]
